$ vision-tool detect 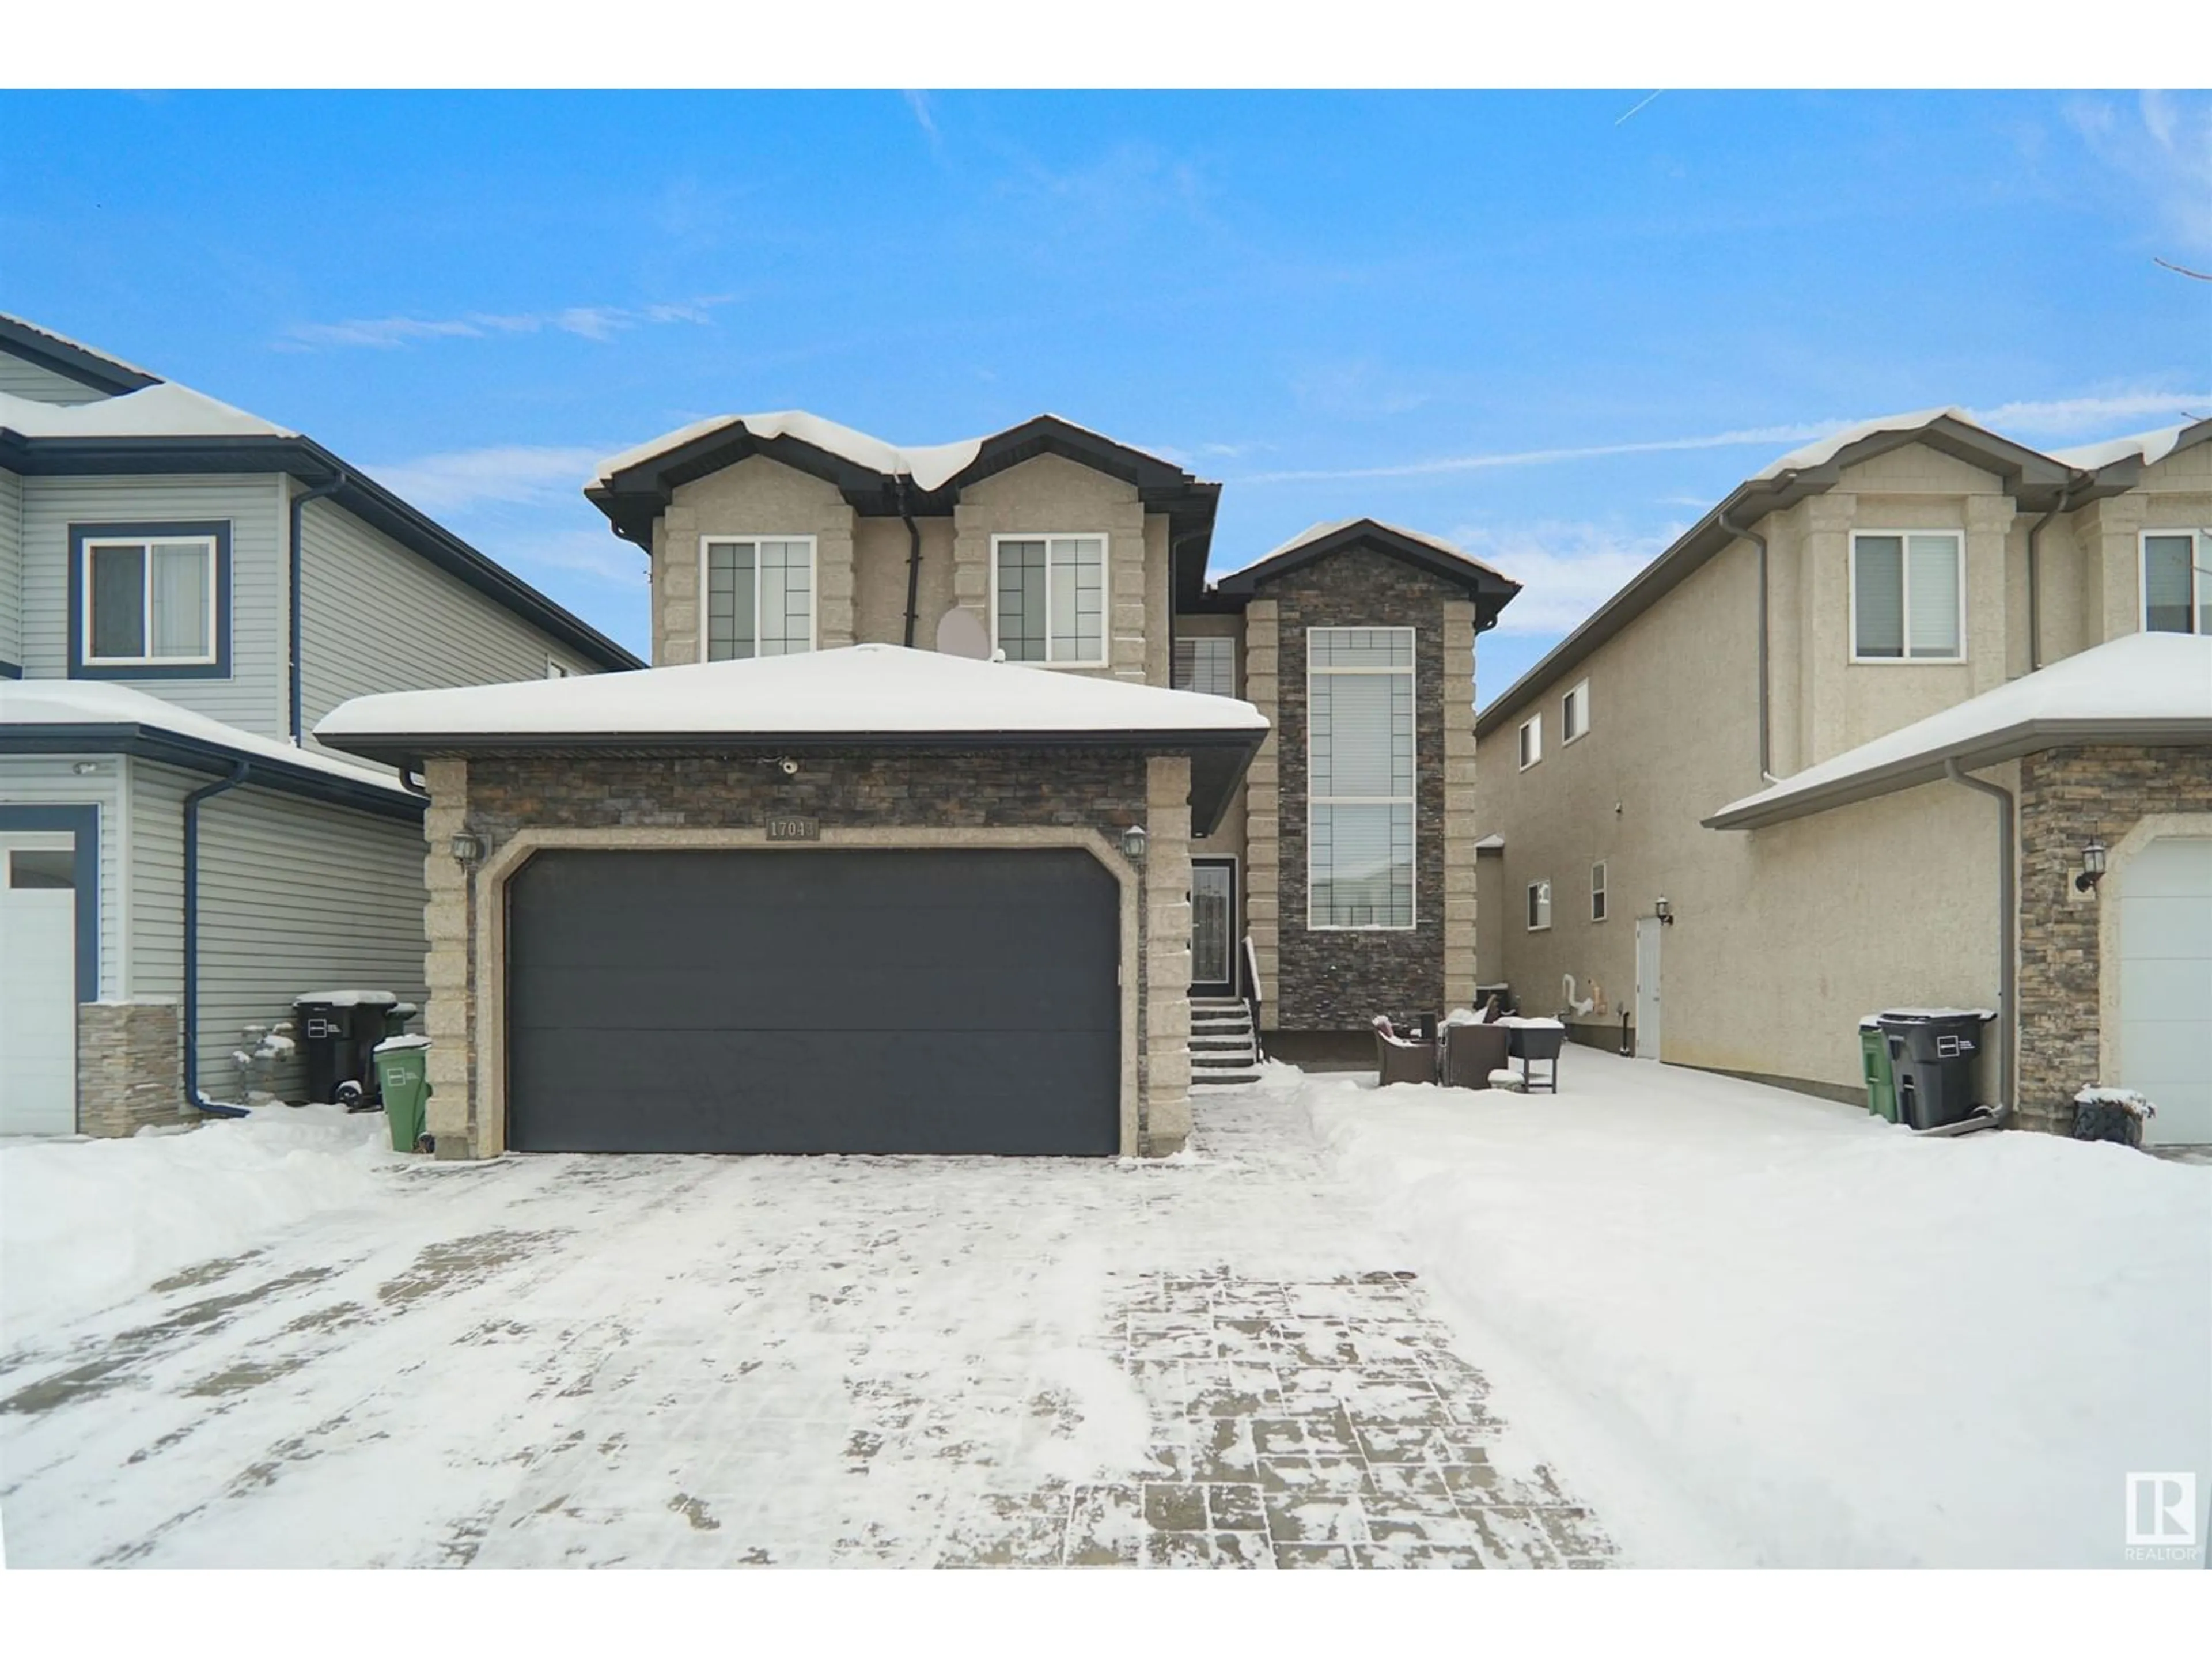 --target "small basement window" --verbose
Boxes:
[703,536,816,660]
[1173,635,1236,696]
[1852,531,1963,661]
[995,535,1107,666]
[1518,713,1543,771]
[2142,532,2211,635]
[1591,860,1607,923]
[1562,679,1590,743]
[1527,879,1552,931]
